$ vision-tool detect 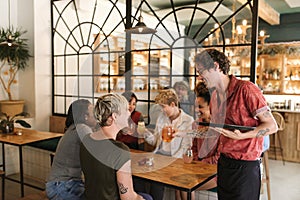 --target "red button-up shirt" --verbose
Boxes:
[210,75,269,160]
